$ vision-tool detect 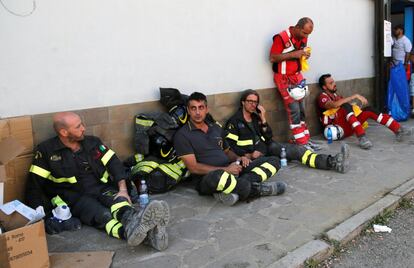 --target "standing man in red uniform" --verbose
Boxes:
[269,17,318,150]
[317,74,405,149]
